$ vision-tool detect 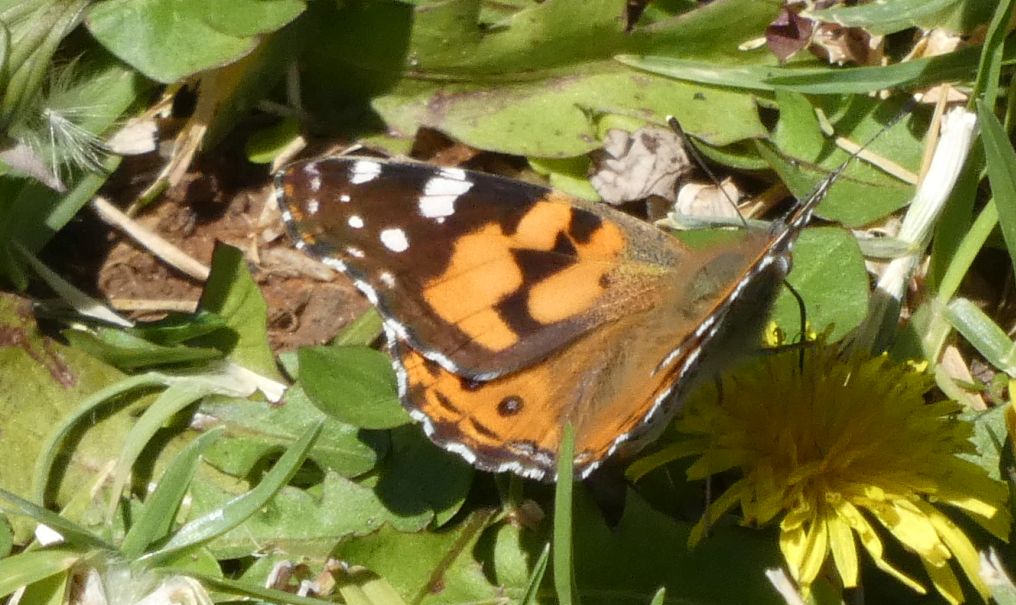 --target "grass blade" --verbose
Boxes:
[32,373,167,504]
[977,100,1016,275]
[945,298,1016,376]
[521,543,551,605]
[119,427,225,559]
[0,548,82,599]
[144,421,322,561]
[0,488,111,550]
[107,381,211,520]
[553,423,578,605]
